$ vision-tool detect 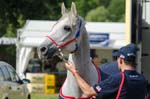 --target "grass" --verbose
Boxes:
[31,93,58,99]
